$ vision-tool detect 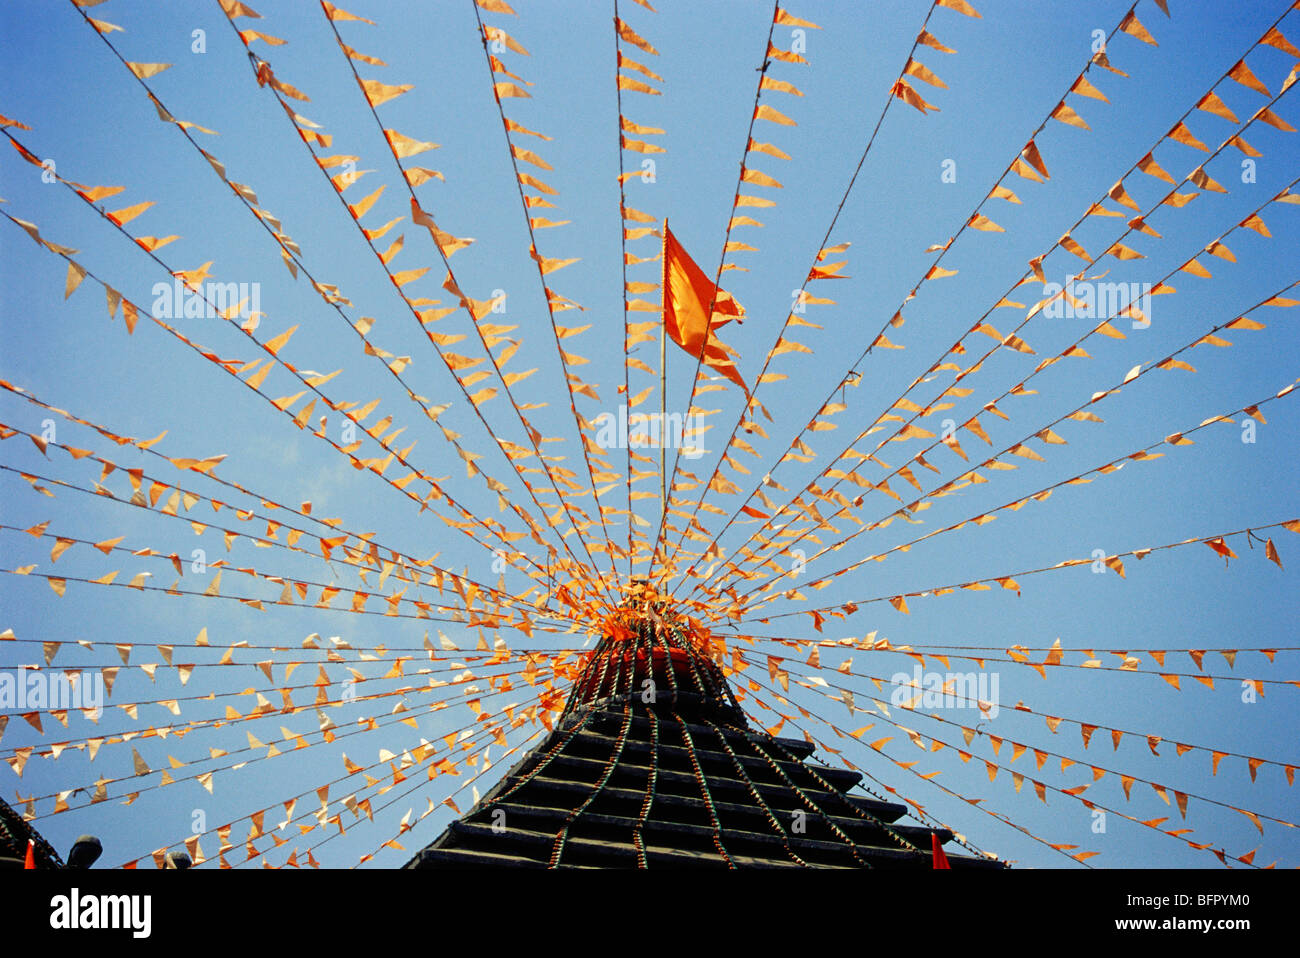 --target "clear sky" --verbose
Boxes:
[1,0,1297,869]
